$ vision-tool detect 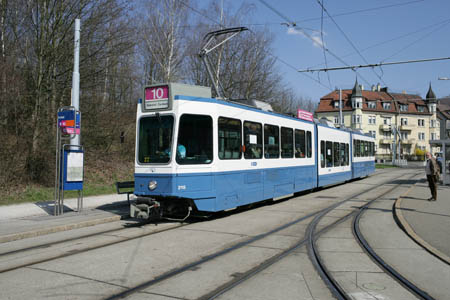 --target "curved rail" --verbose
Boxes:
[353,200,434,299]
[306,171,422,300]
